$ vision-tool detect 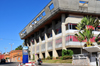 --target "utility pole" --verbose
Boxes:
[9,43,14,62]
[4,47,7,54]
[9,43,14,51]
